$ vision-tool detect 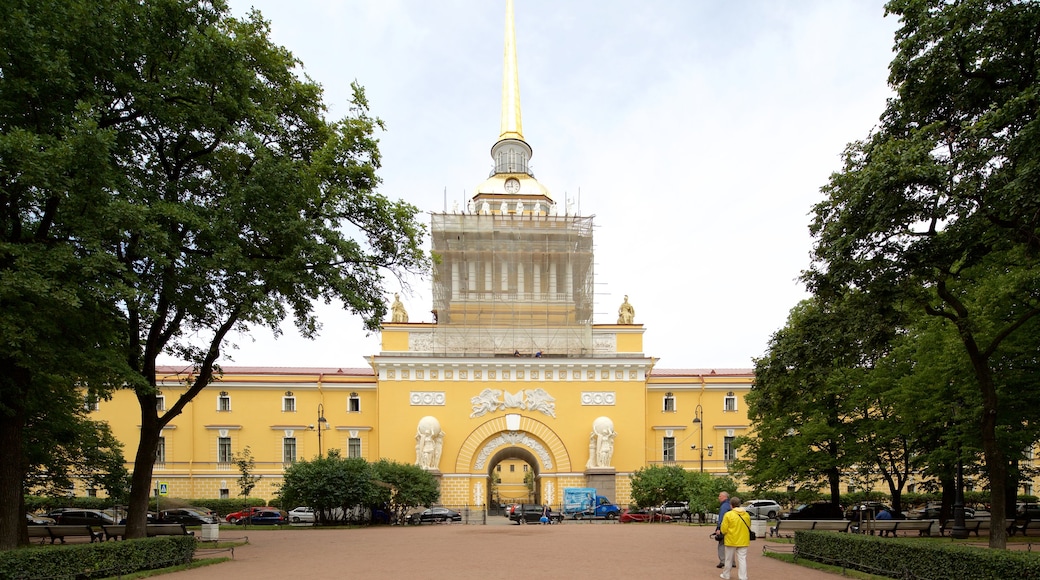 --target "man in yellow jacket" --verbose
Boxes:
[719,496,751,580]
